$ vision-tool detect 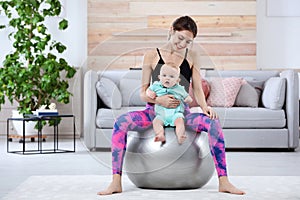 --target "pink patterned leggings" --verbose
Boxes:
[111,104,227,177]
